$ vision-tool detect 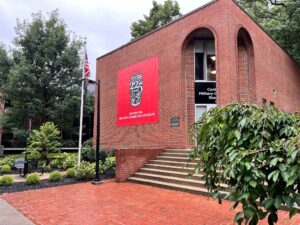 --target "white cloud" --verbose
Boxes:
[0,0,211,79]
